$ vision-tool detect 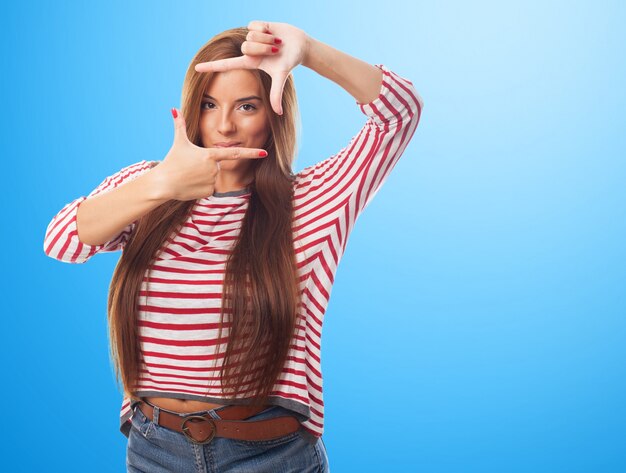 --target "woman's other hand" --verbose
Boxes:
[152,108,268,202]
[195,21,310,116]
